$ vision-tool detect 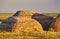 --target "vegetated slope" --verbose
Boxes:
[0,13,13,21]
[43,13,58,18]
